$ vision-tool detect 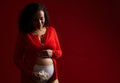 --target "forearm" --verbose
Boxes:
[52,49,62,59]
